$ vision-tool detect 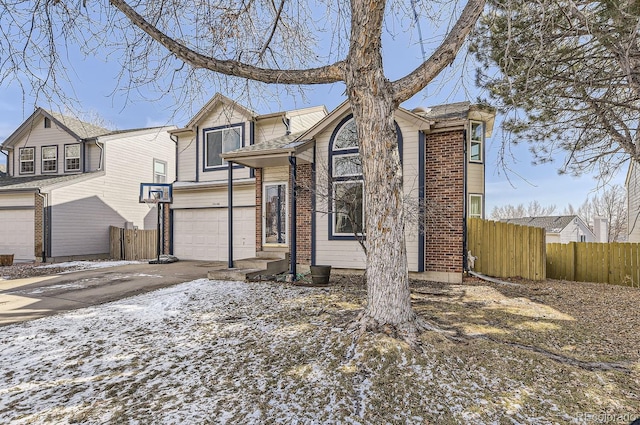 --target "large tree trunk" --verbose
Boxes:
[345,0,416,334]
